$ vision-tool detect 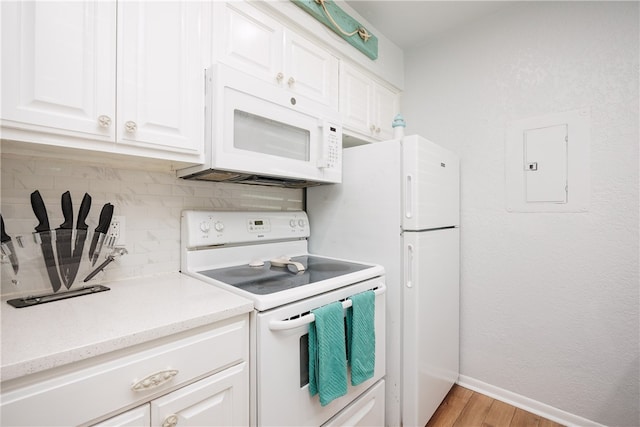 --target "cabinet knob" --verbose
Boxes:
[98,115,112,128]
[162,414,179,427]
[276,72,284,83]
[375,127,381,133]
[124,121,137,133]
[369,124,376,132]
[287,76,295,87]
